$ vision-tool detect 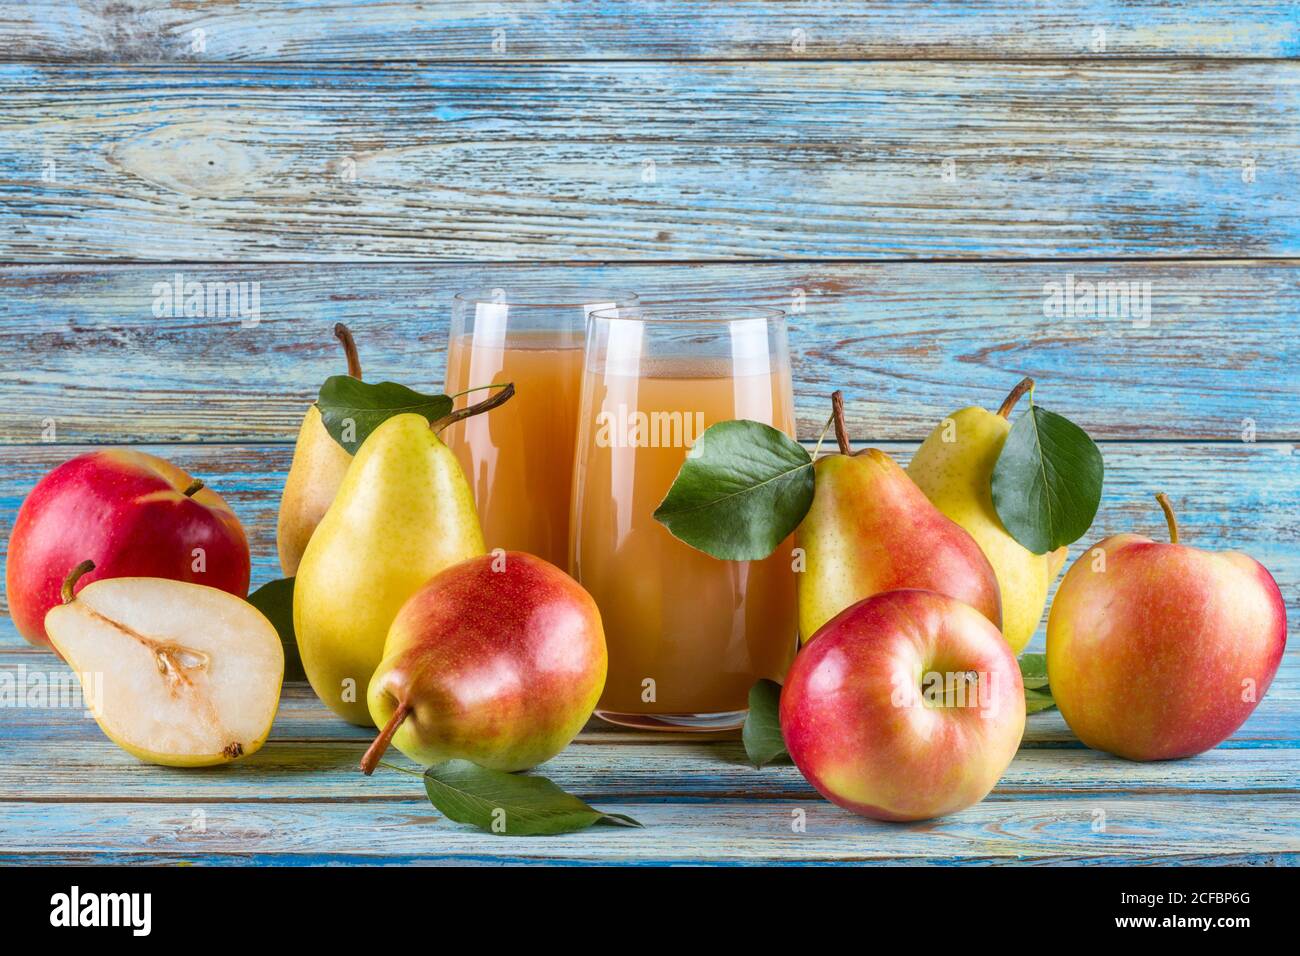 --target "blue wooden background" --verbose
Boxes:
[0,1,1296,864]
